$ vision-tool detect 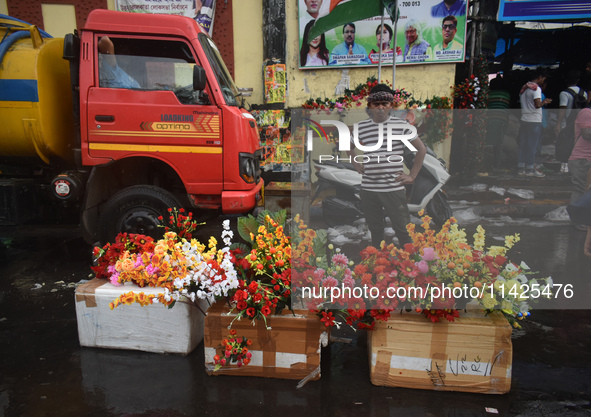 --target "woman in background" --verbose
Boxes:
[300,20,329,67]
[370,23,394,55]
